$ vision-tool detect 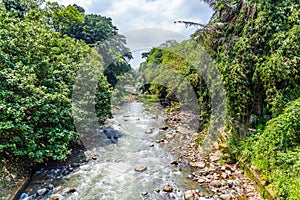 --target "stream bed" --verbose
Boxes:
[20,101,203,200]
